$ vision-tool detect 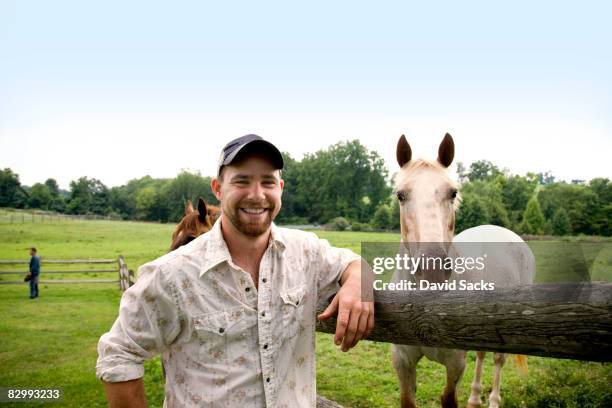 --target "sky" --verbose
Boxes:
[1,0,611,189]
